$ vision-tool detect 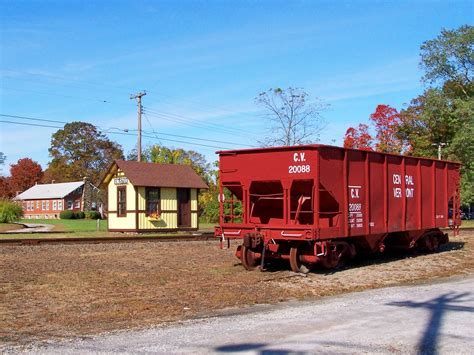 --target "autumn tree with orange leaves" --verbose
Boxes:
[343,124,373,150]
[9,158,43,195]
[0,158,43,198]
[343,104,405,153]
